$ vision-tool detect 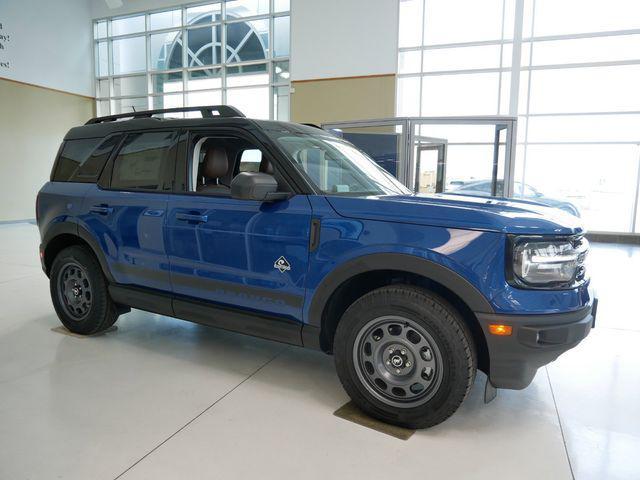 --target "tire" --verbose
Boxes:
[50,245,119,335]
[334,285,476,429]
